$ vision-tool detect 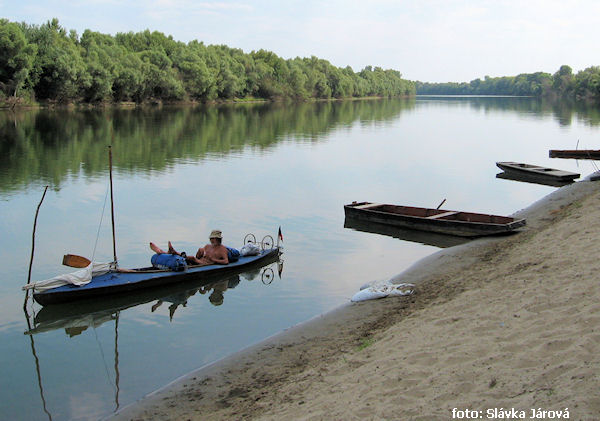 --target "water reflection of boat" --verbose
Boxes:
[33,248,281,306]
[495,171,575,187]
[344,202,526,237]
[344,216,470,248]
[28,251,281,335]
